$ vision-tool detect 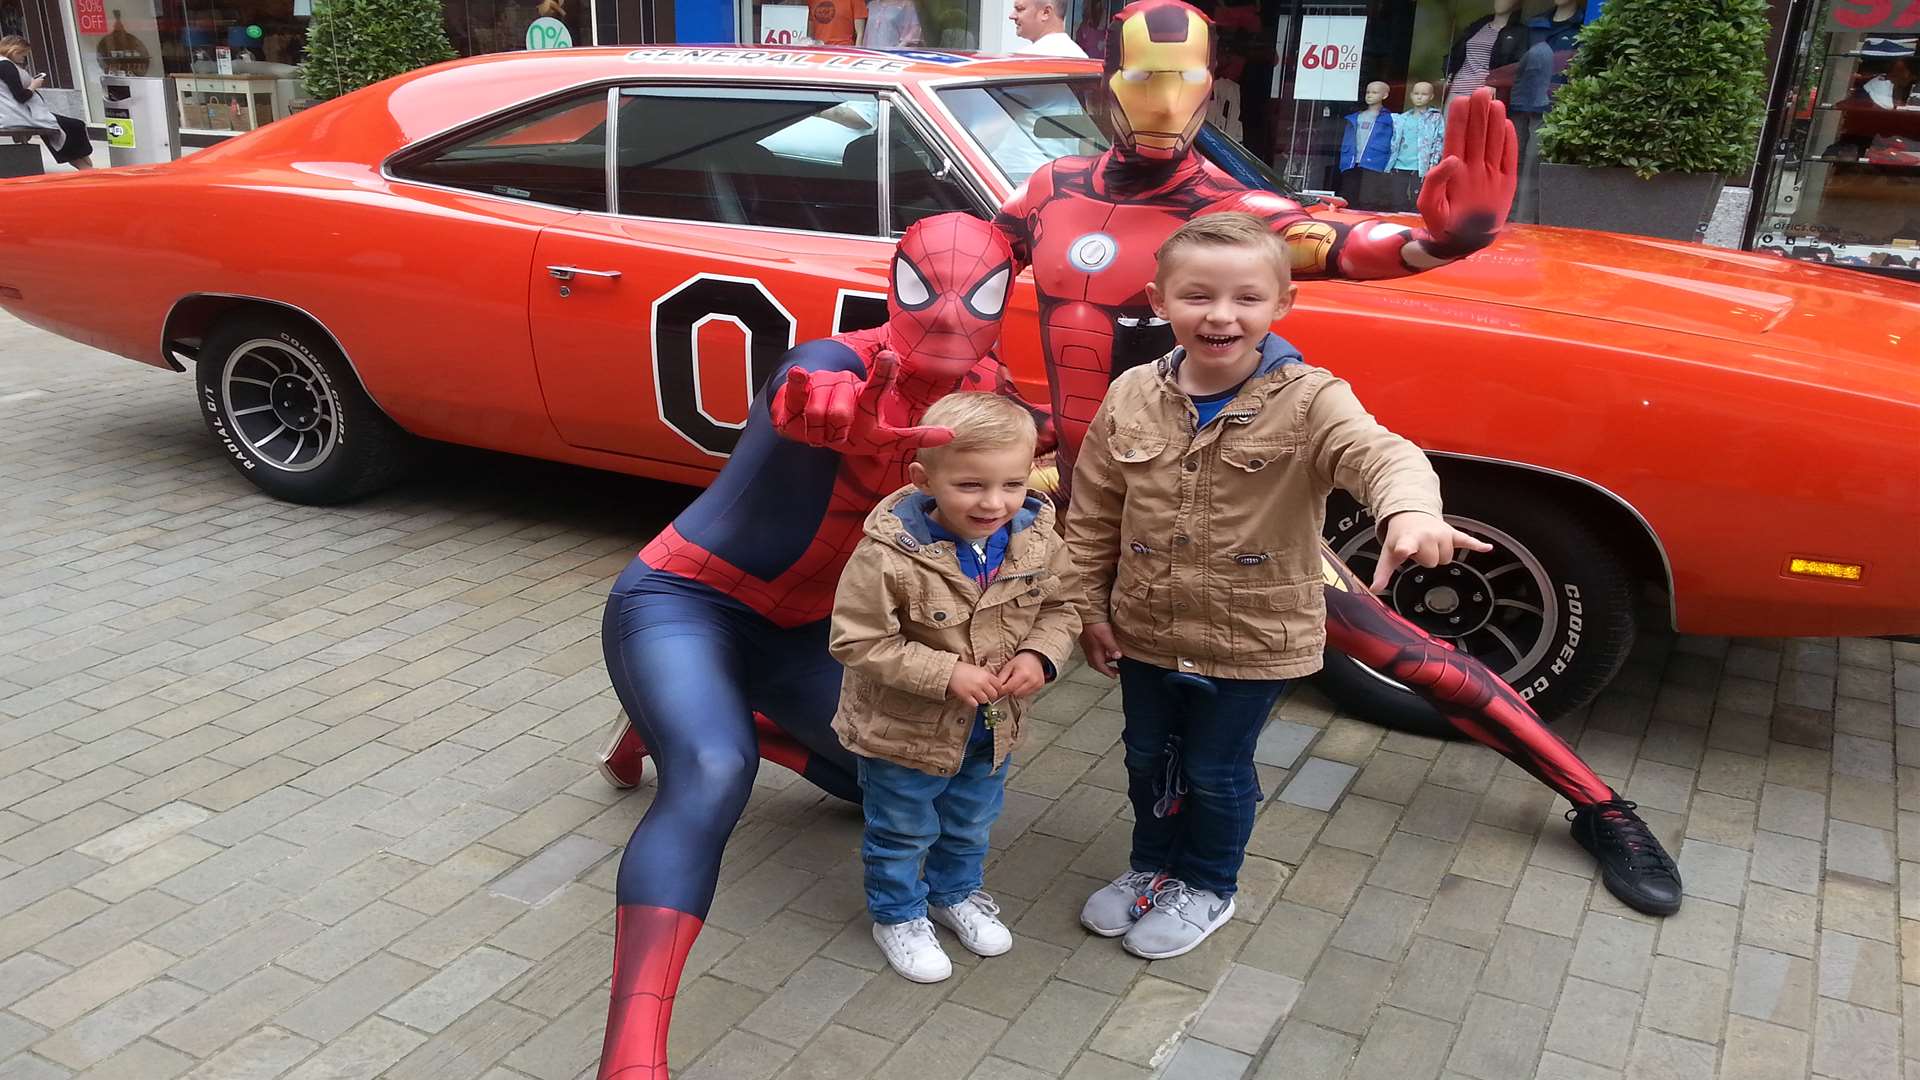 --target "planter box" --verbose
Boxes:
[1536,164,1724,242]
